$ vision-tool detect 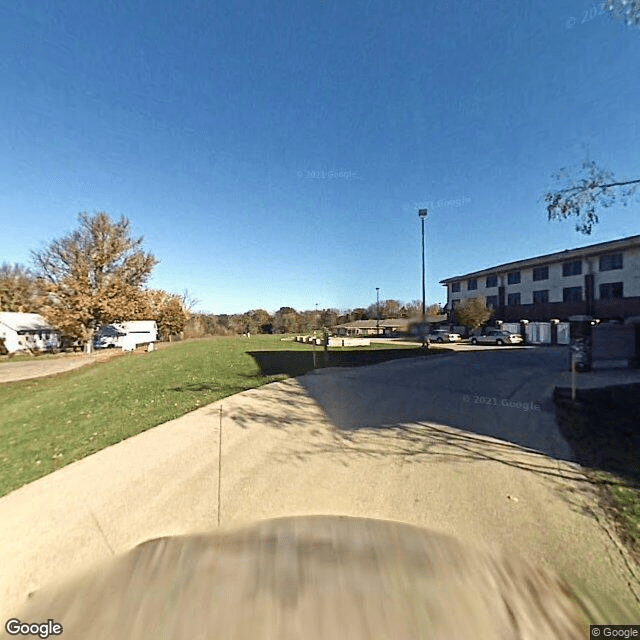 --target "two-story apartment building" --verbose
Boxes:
[440,234,640,324]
